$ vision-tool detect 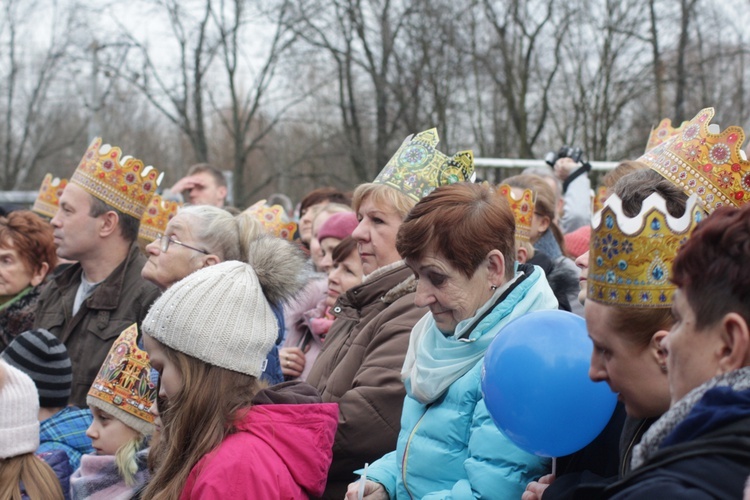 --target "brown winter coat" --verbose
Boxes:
[306,261,424,498]
[33,244,160,406]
